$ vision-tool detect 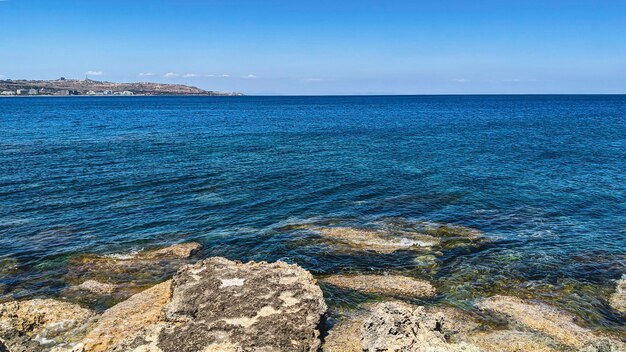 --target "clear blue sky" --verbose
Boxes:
[1,0,625,95]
